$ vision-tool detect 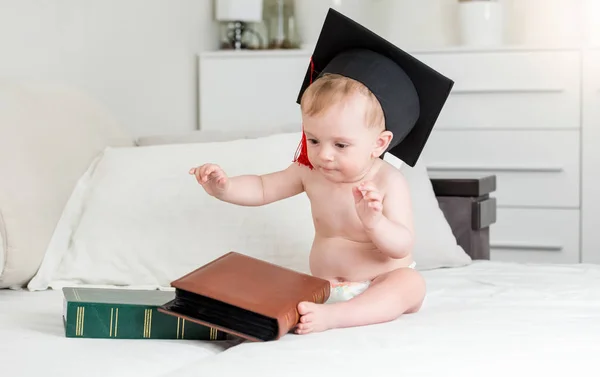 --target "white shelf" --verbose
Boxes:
[199,49,311,59]
[199,43,587,59]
